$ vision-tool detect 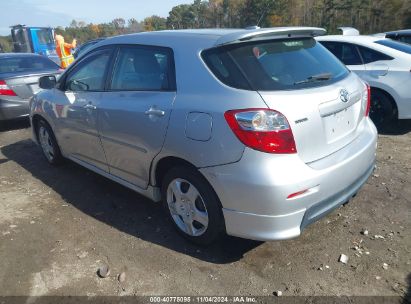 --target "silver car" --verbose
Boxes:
[30,27,377,245]
[0,53,61,122]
